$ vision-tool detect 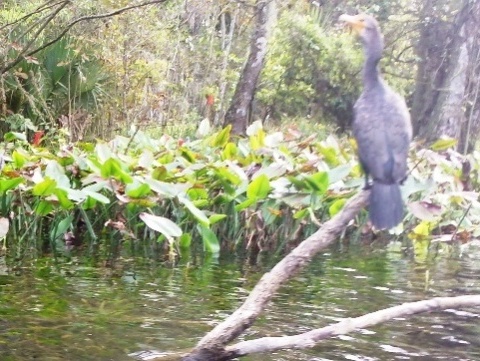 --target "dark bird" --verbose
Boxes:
[340,14,412,230]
